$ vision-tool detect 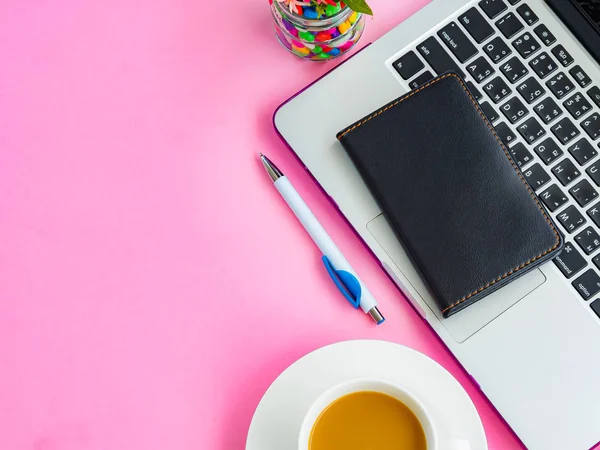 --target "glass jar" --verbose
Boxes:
[270,1,366,61]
